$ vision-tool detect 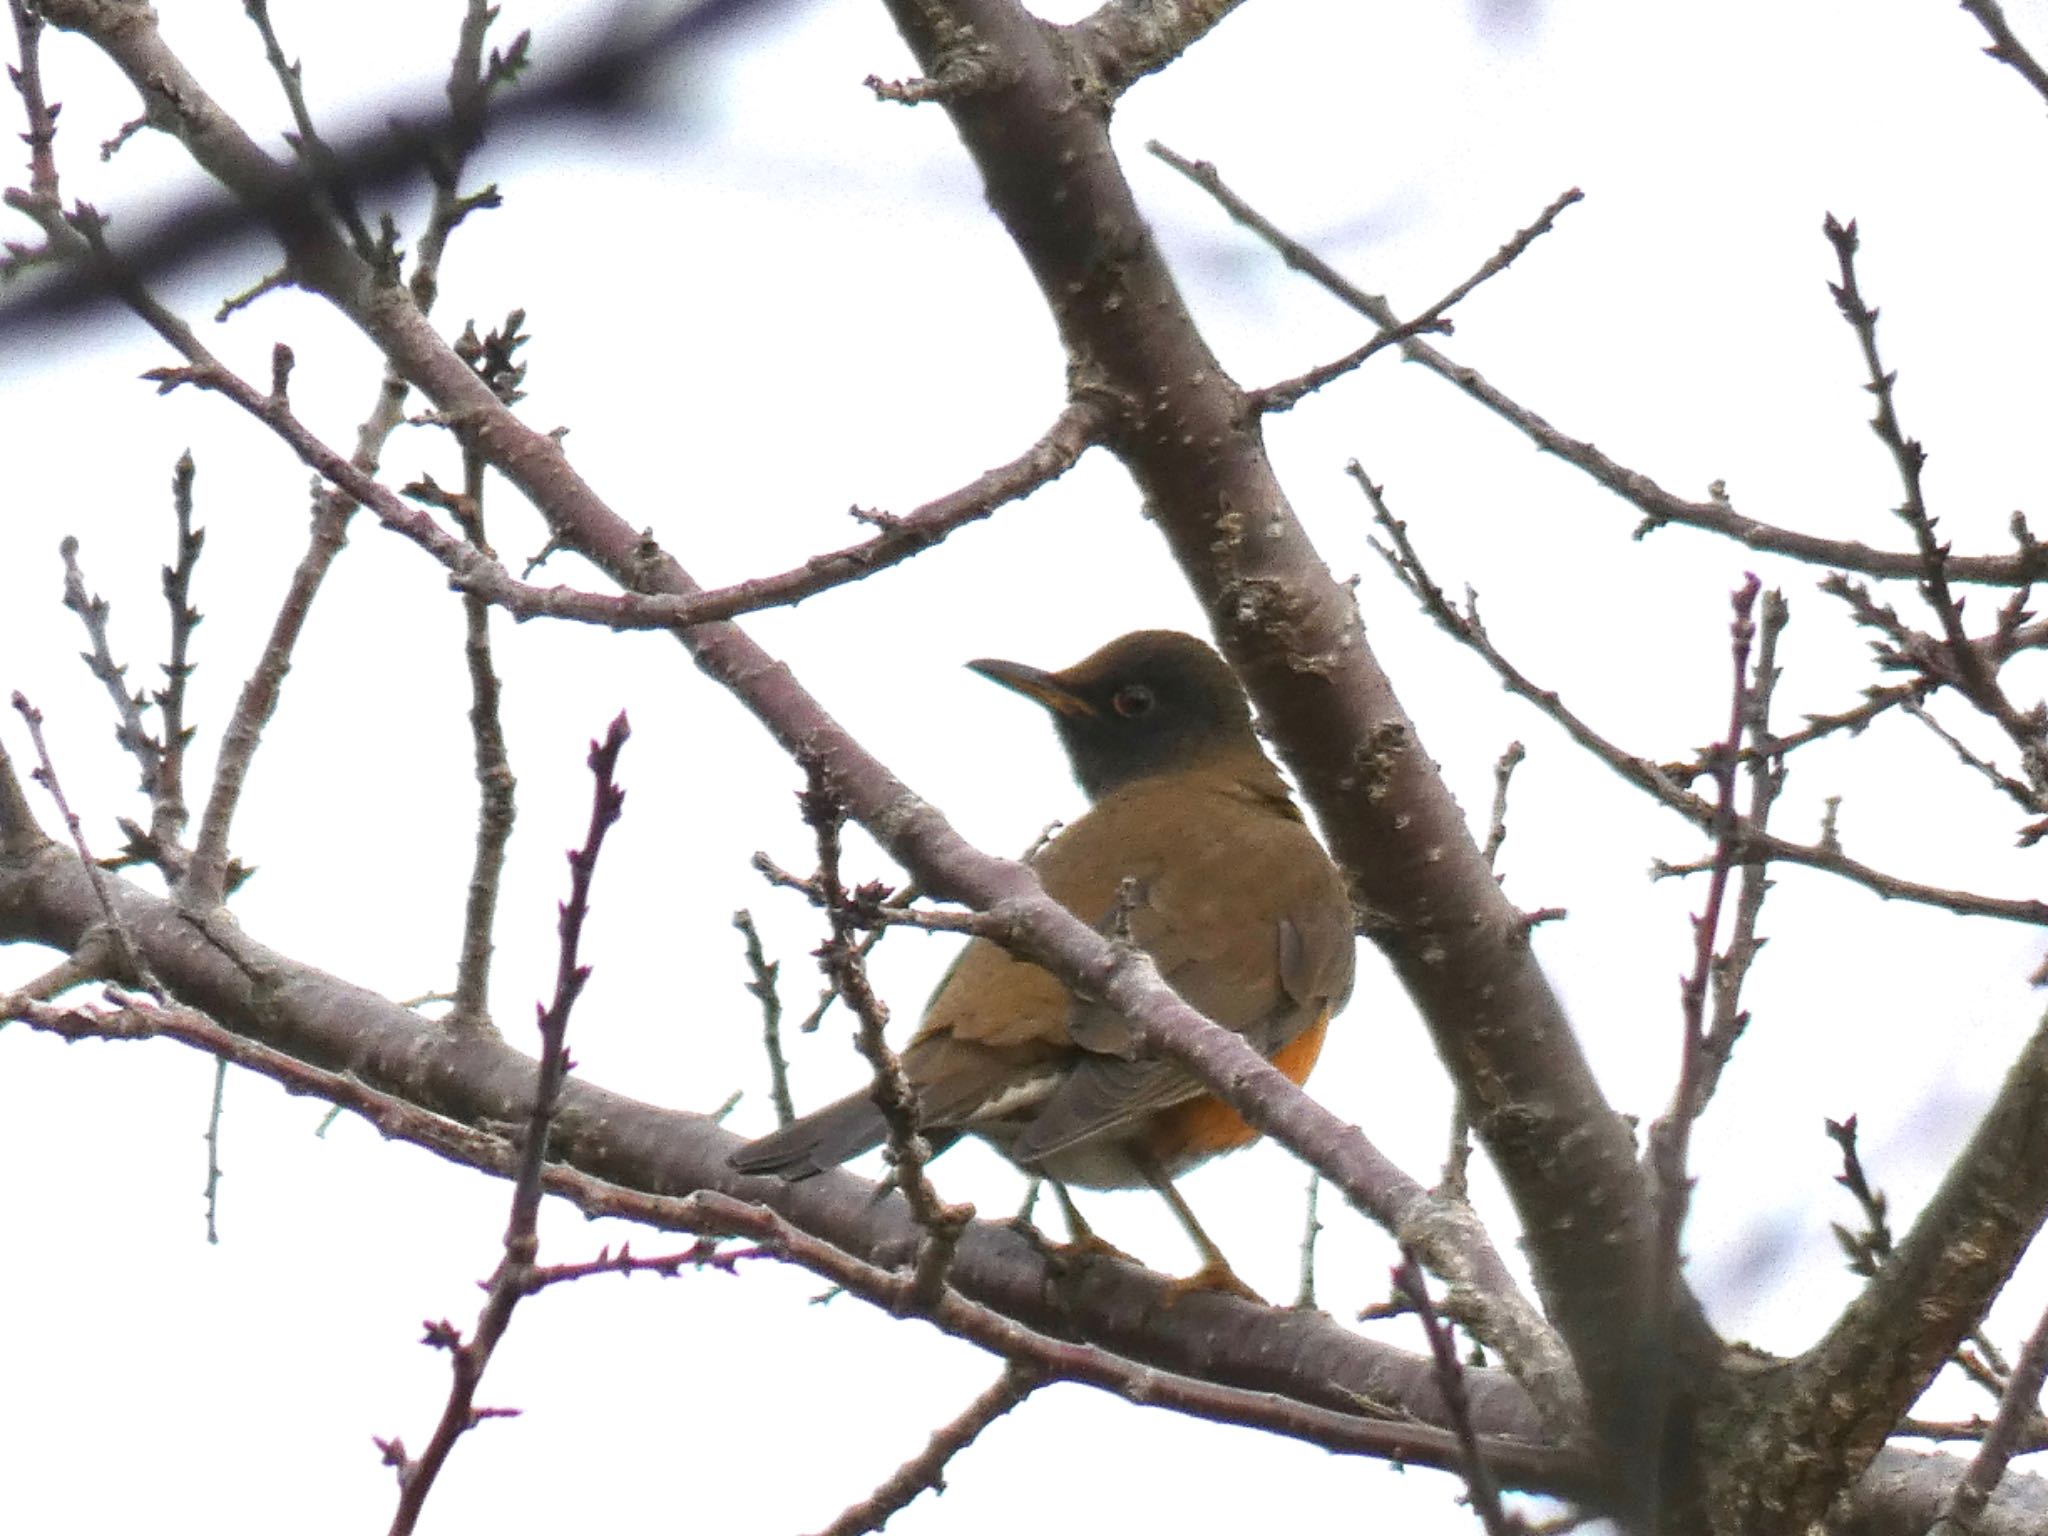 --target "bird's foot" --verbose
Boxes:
[1160,1256,1266,1307]
[995,1214,1139,1272]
